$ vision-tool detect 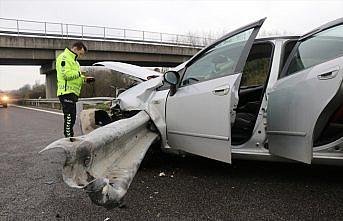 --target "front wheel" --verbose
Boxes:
[3,104,7,108]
